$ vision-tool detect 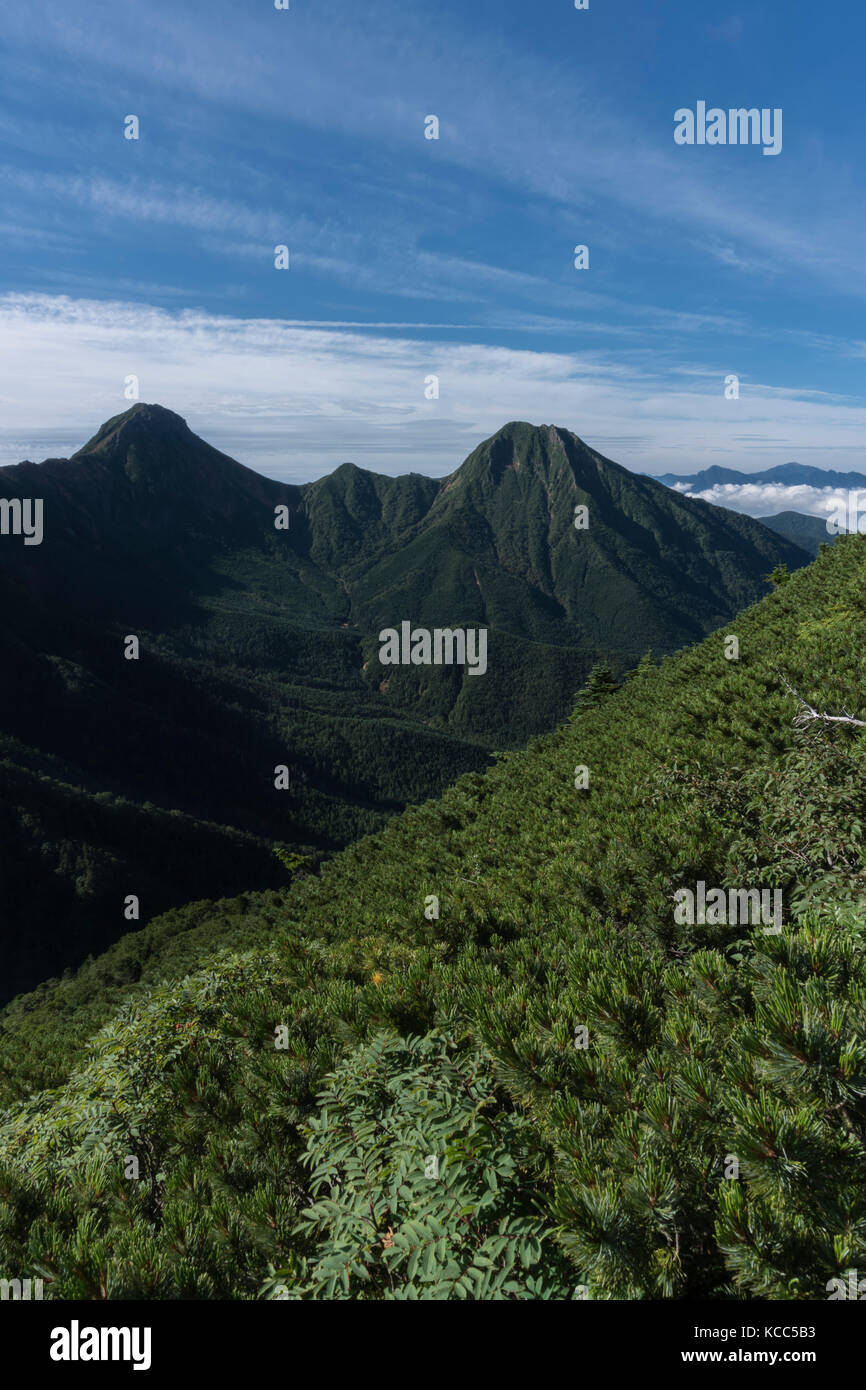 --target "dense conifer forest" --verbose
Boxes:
[1,531,862,1300]
[0,406,807,998]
